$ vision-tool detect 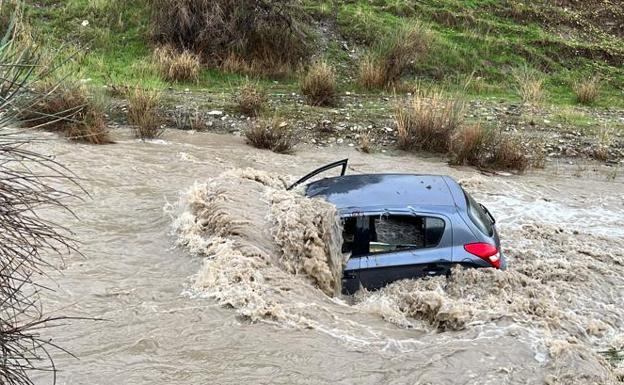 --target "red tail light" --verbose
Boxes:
[464,243,501,269]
